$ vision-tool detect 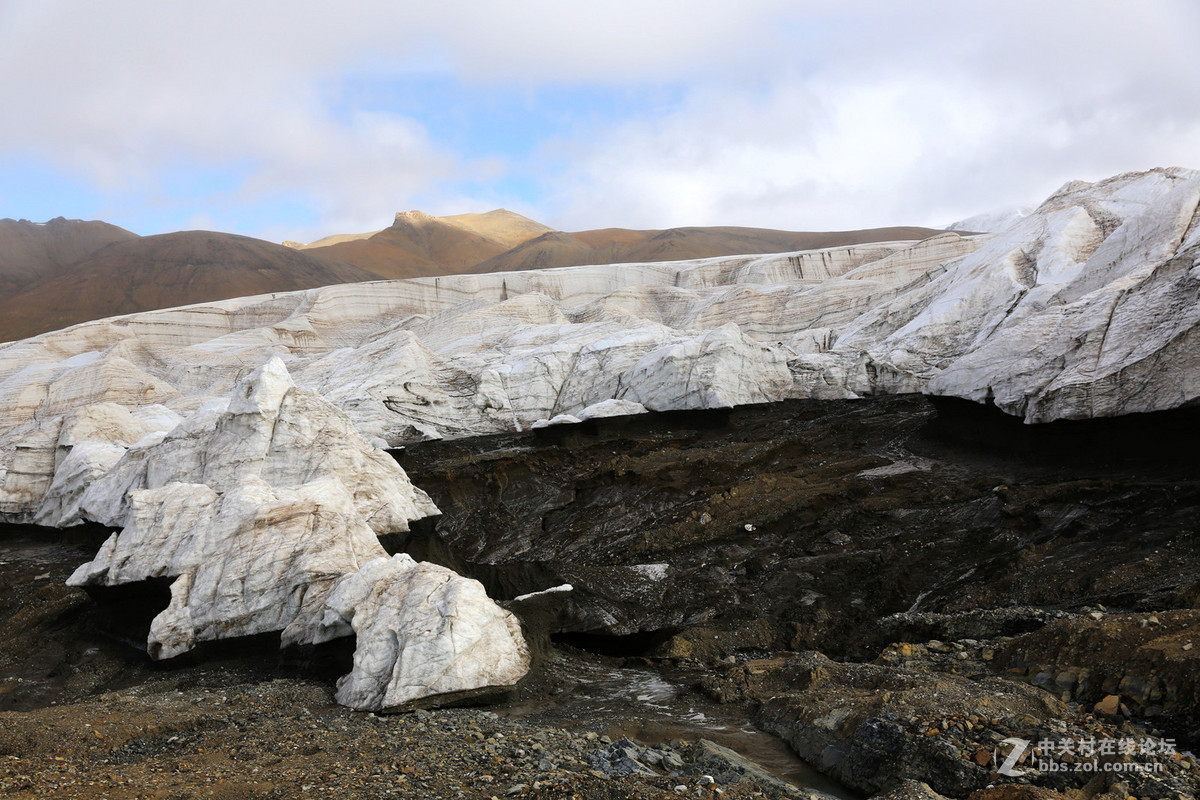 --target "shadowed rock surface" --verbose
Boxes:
[395,395,1200,656]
